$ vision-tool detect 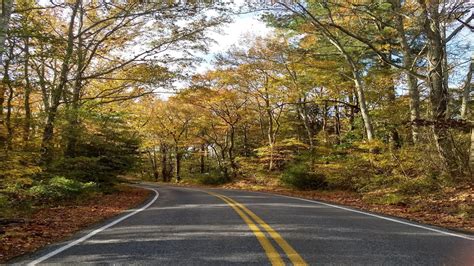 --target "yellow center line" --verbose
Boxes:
[219,194,308,266]
[208,192,285,266]
[207,191,308,266]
